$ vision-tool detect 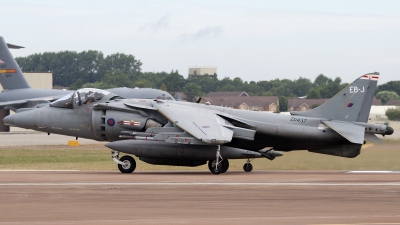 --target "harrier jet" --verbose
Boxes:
[4,72,393,174]
[0,36,174,130]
